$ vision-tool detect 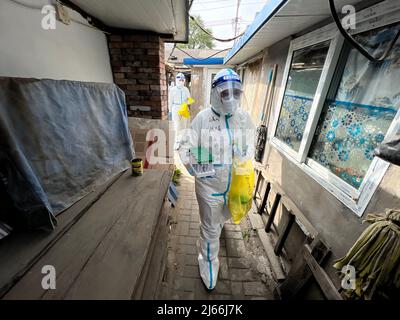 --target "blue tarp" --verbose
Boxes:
[0,78,134,229]
[183,57,224,65]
